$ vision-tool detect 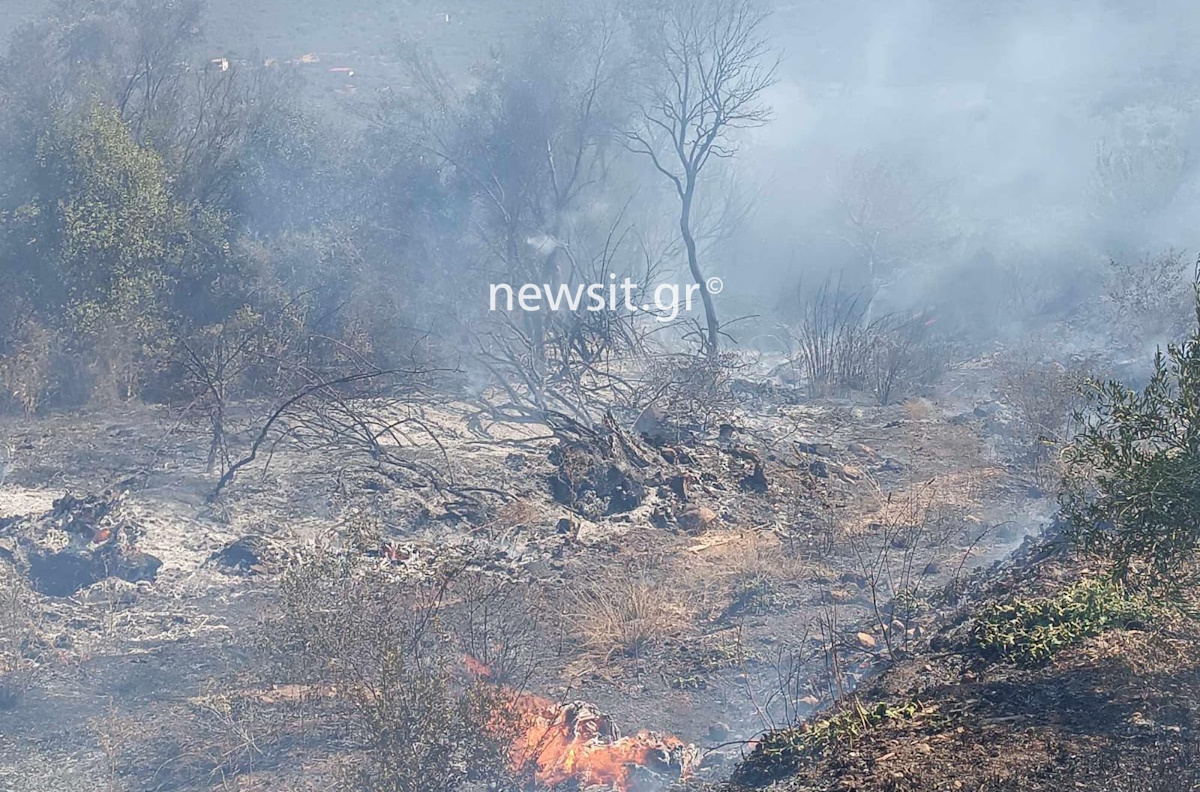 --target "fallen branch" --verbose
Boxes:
[210,368,420,499]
